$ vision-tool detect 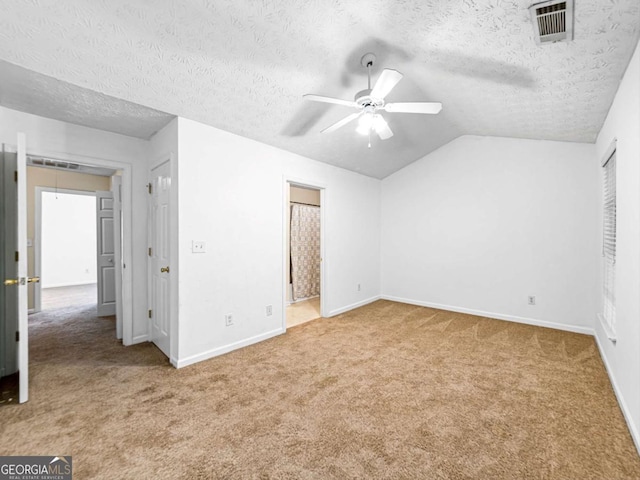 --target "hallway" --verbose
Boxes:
[0,284,165,407]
